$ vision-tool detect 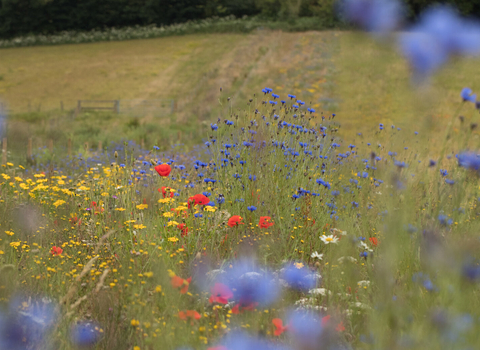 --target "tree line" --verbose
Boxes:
[0,0,479,39]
